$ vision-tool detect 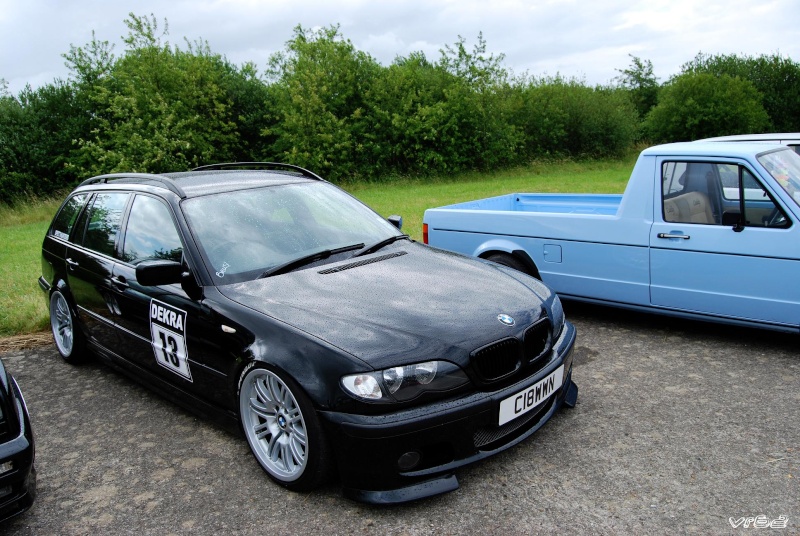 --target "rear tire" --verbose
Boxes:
[238,365,331,491]
[49,289,87,364]
[486,253,536,278]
